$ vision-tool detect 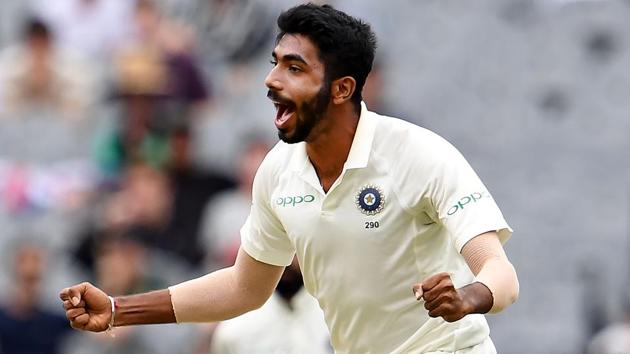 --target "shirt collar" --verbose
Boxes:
[344,101,376,170]
[288,141,309,172]
[288,101,377,172]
